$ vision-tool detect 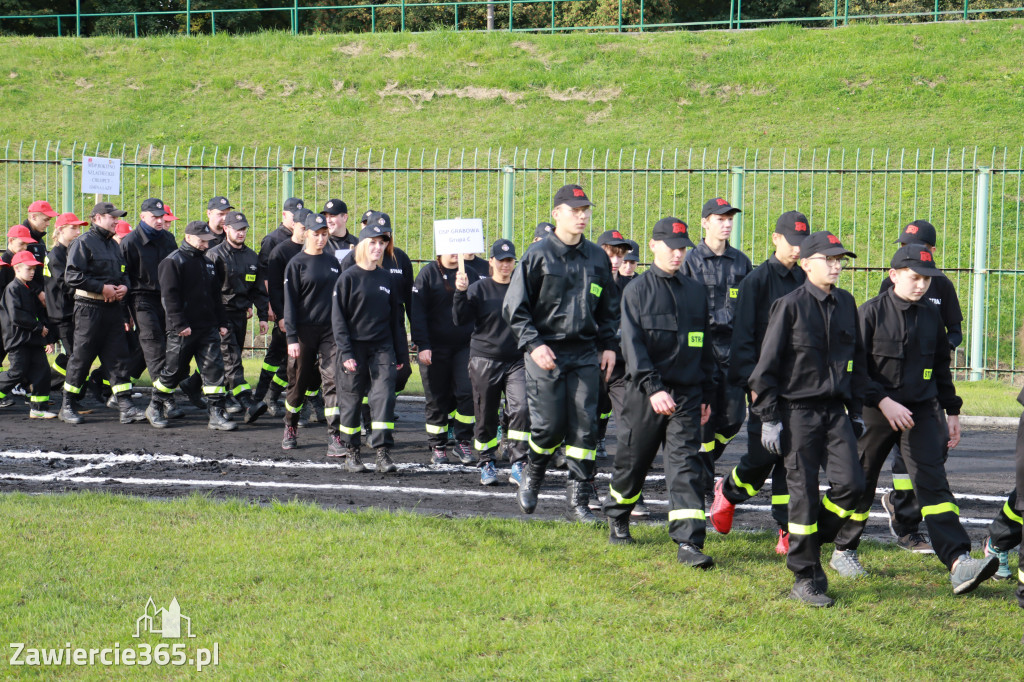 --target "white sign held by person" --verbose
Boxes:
[433,219,485,256]
[81,156,121,196]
